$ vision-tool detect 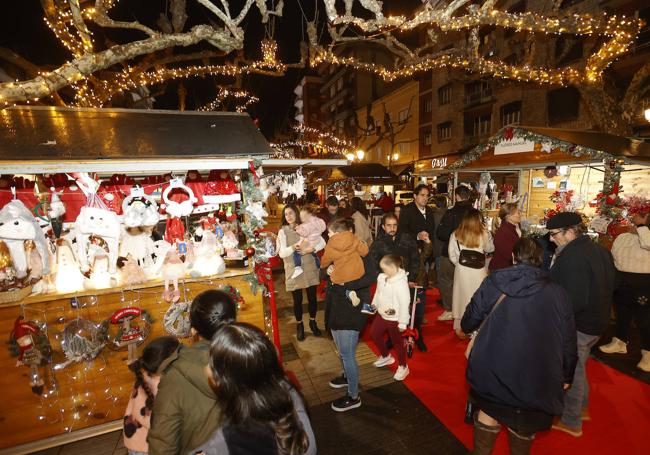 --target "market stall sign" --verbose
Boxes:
[494,137,536,155]
[431,157,448,169]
